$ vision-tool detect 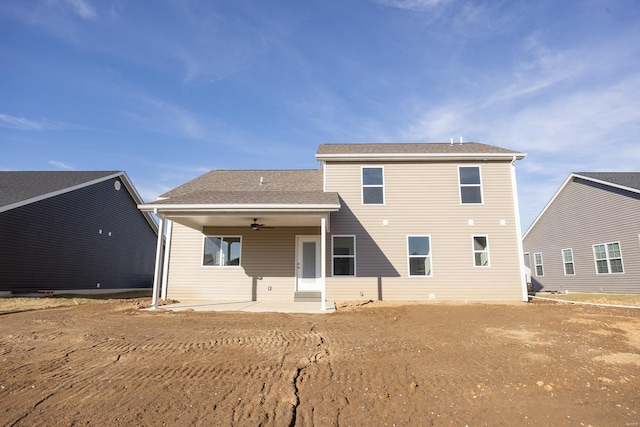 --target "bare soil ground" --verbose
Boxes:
[1,299,639,426]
